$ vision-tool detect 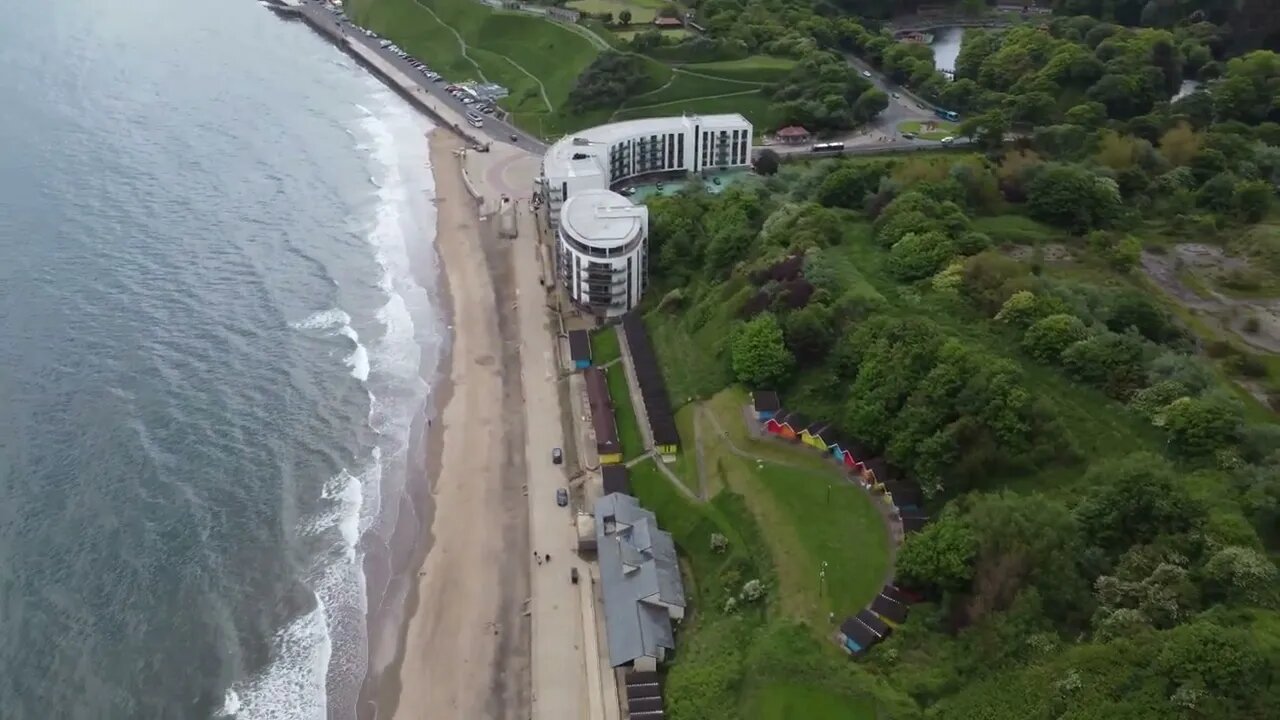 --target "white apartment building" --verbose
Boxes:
[557,189,649,318]
[540,114,754,230]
